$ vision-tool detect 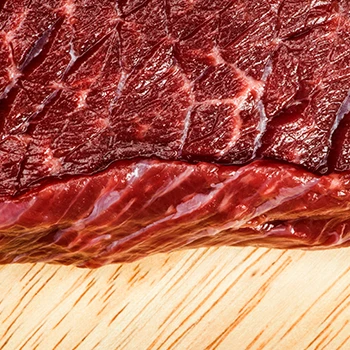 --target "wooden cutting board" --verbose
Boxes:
[0,247,349,349]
